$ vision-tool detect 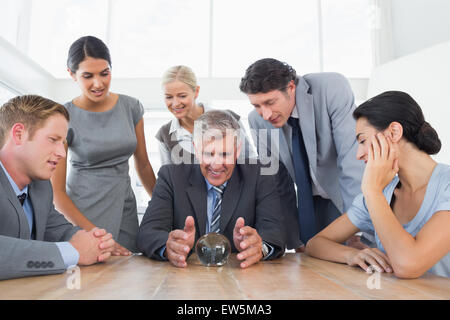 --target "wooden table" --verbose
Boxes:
[0,253,448,300]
